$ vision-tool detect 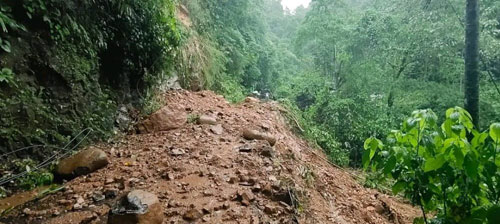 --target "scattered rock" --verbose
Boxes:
[183,208,202,221]
[108,190,163,224]
[242,129,276,146]
[137,106,186,133]
[56,147,109,177]
[198,115,217,125]
[170,148,185,156]
[264,205,275,215]
[244,97,260,103]
[262,183,273,196]
[116,105,131,131]
[92,192,105,202]
[236,144,253,153]
[104,189,119,199]
[237,191,255,206]
[210,124,224,135]
[260,146,275,158]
